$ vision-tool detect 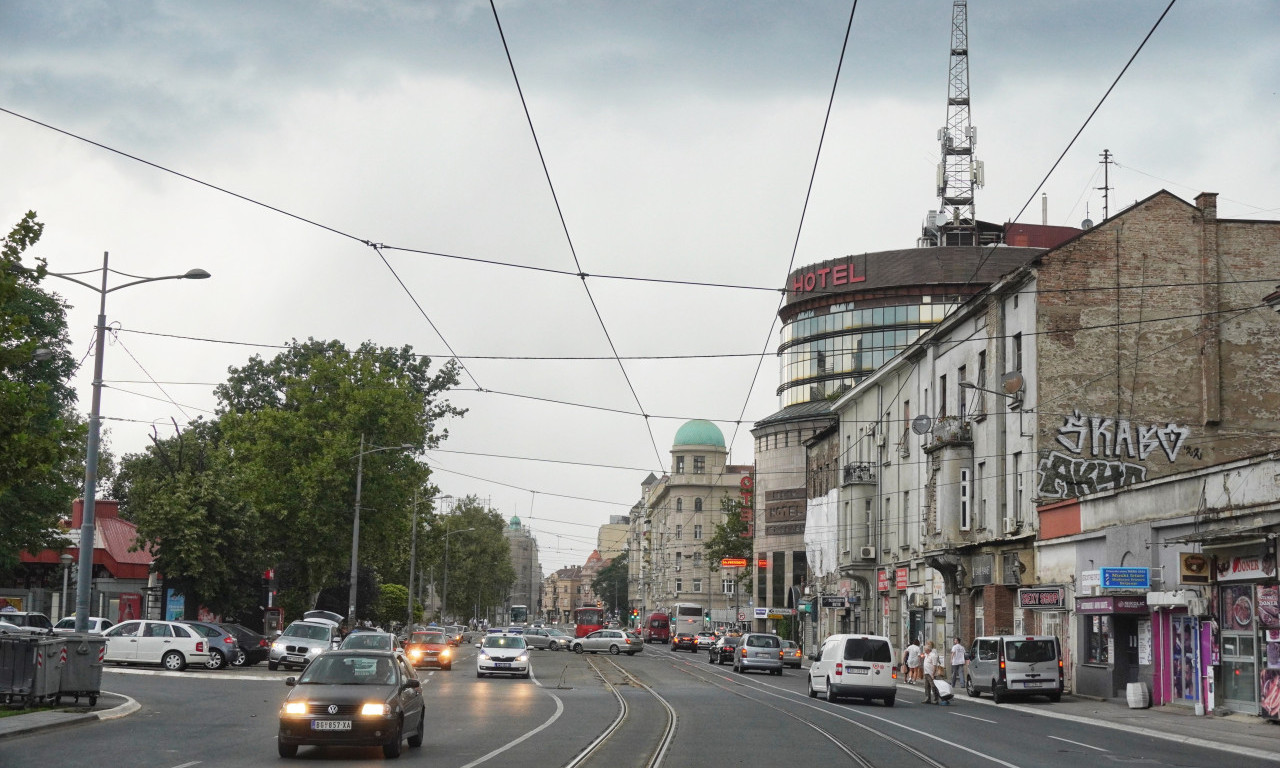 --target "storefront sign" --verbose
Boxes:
[757,558,769,569]
[971,555,994,586]
[1257,585,1279,630]
[739,475,754,537]
[1179,552,1213,585]
[1080,570,1101,591]
[1018,587,1066,609]
[1214,546,1277,583]
[895,567,909,590]
[877,569,889,593]
[1076,595,1149,614]
[819,595,848,608]
[720,558,747,568]
[1100,567,1151,589]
